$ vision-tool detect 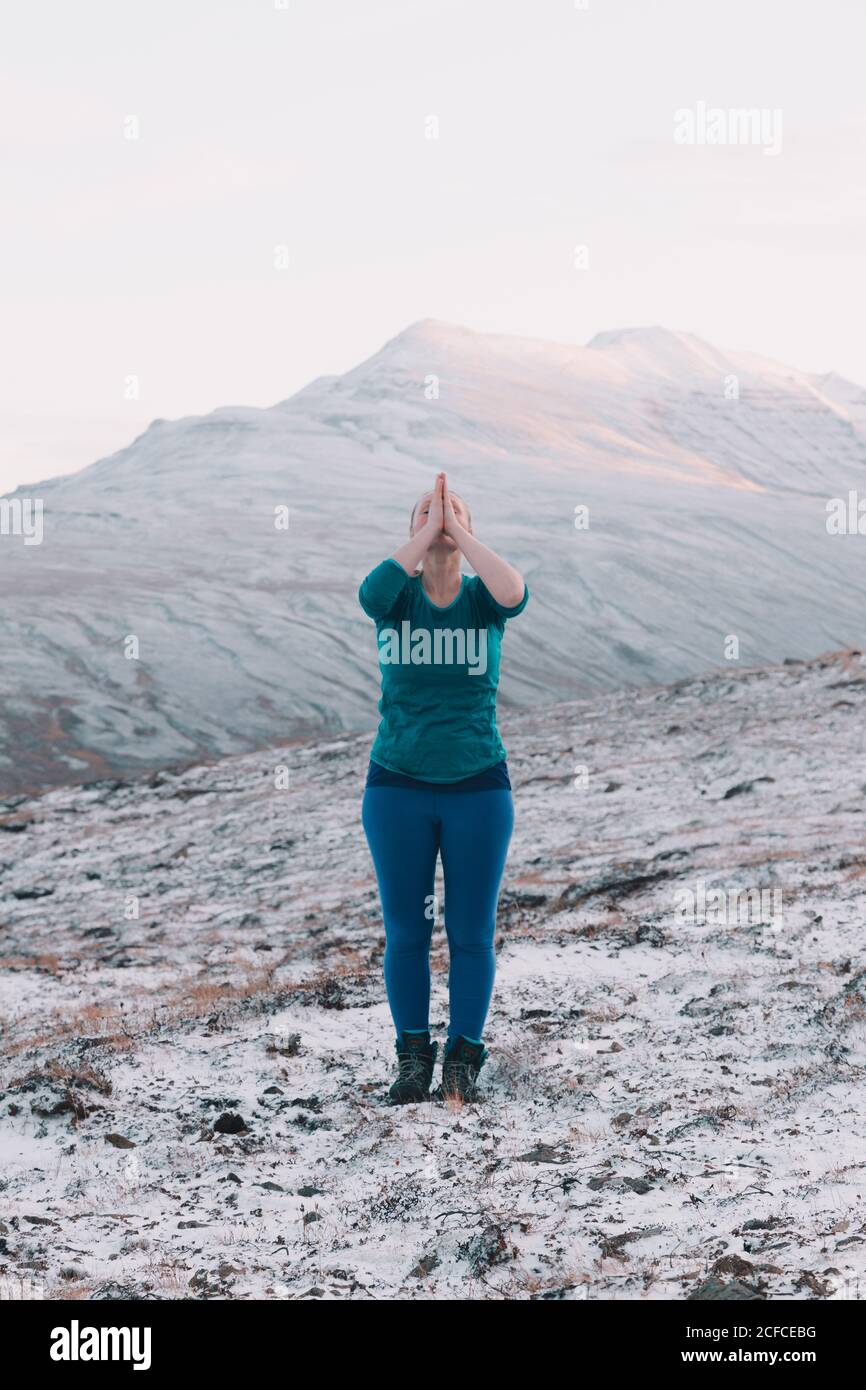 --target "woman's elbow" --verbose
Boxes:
[502,581,526,608]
